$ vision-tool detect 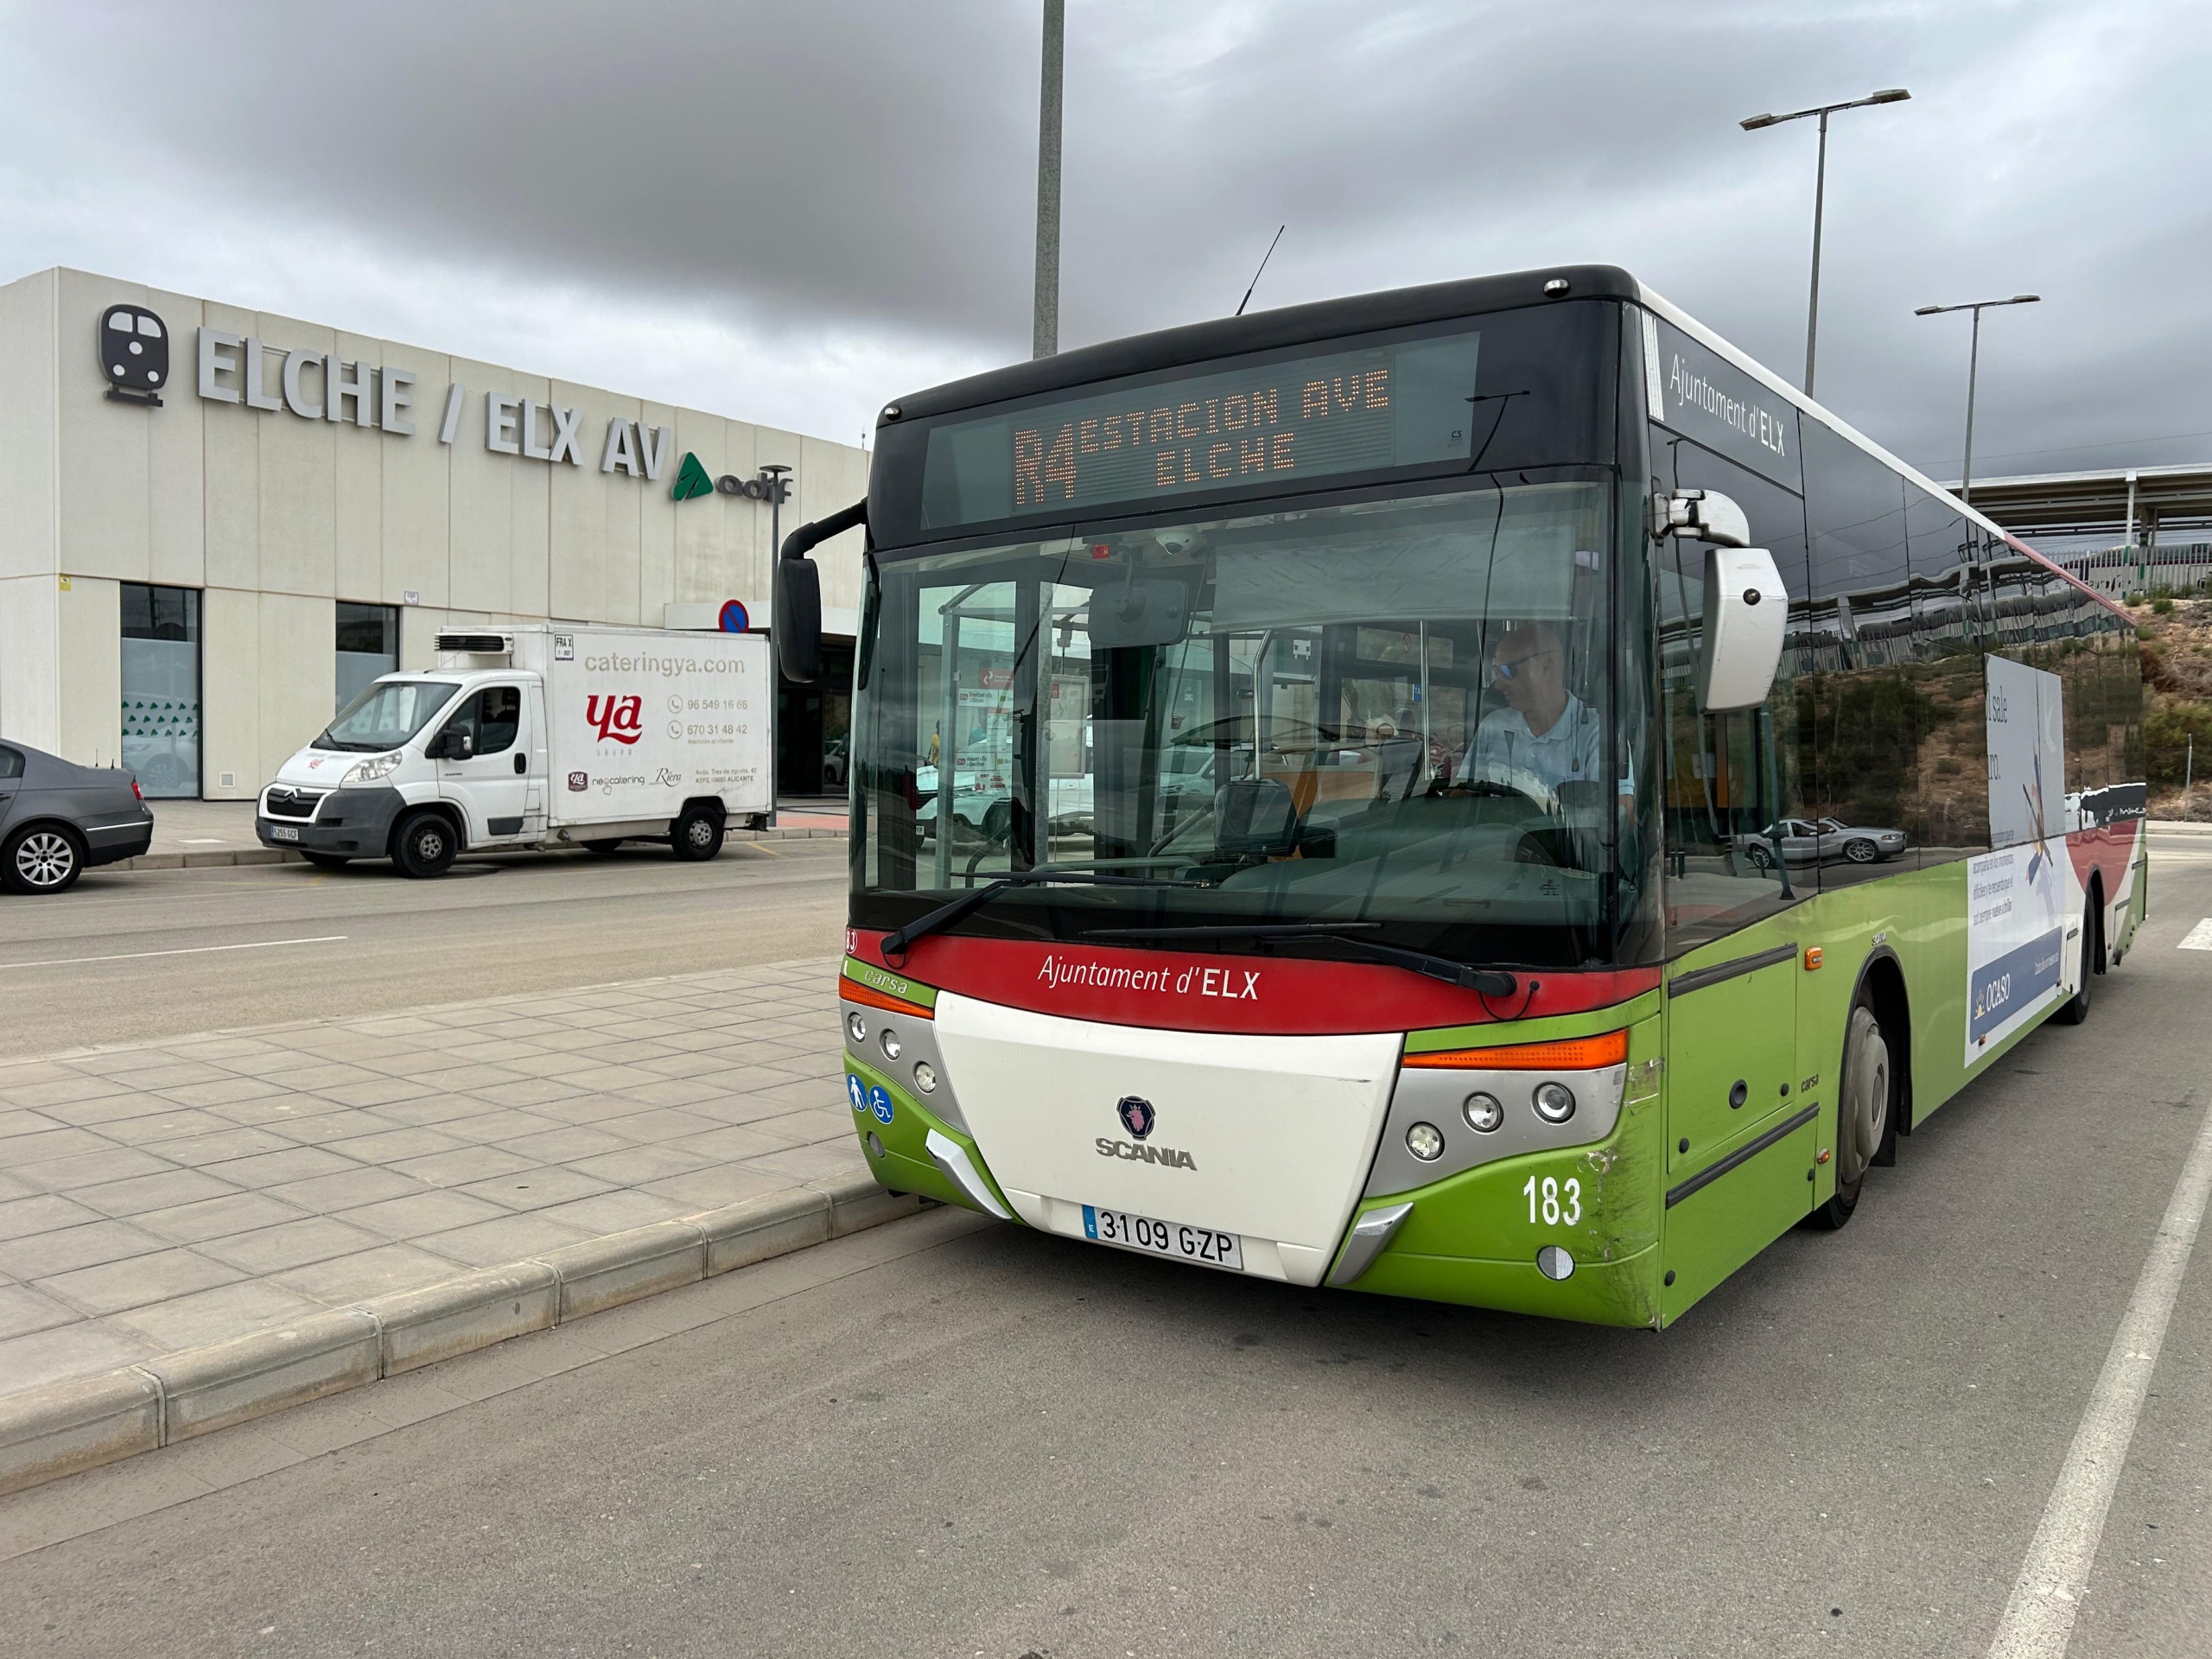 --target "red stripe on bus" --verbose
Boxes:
[848,931,1660,1037]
